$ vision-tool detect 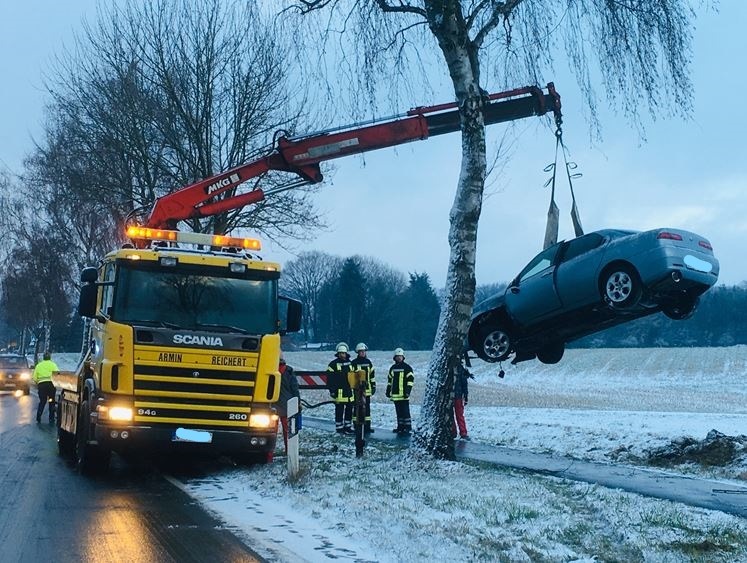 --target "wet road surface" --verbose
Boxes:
[0,391,264,563]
